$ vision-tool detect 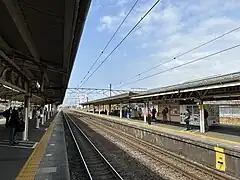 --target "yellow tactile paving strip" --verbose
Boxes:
[16,119,56,180]
[76,110,240,146]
